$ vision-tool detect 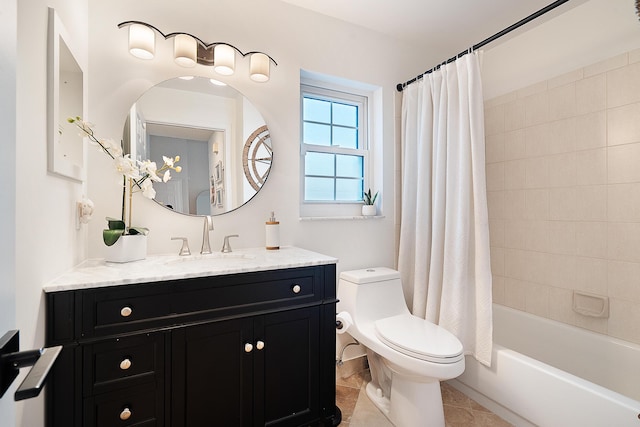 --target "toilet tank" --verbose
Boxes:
[338,267,411,324]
